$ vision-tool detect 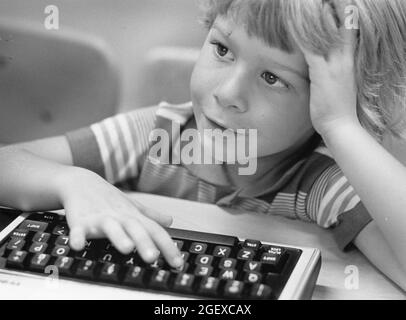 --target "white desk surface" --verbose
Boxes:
[127,192,405,300]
